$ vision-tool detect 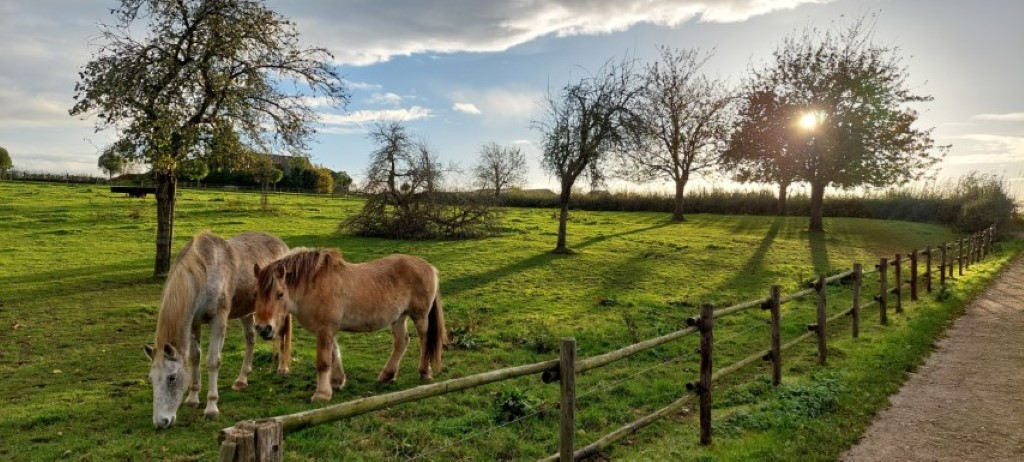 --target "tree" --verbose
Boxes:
[314,167,334,194]
[720,82,804,215]
[179,158,210,183]
[97,149,126,180]
[472,142,527,198]
[250,153,284,209]
[347,120,497,239]
[726,18,943,231]
[333,170,353,194]
[0,146,12,181]
[619,47,733,221]
[70,0,349,276]
[535,57,643,253]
